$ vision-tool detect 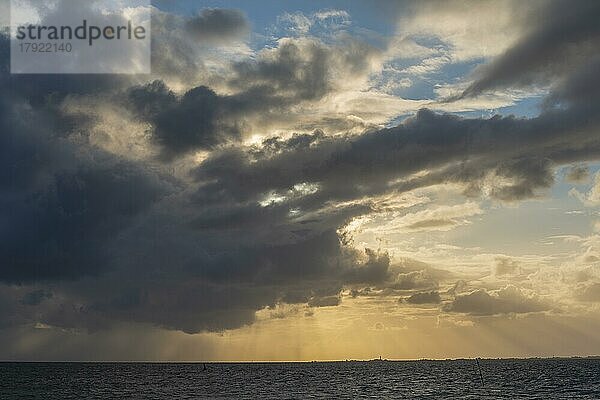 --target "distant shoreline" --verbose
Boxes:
[1,356,599,364]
